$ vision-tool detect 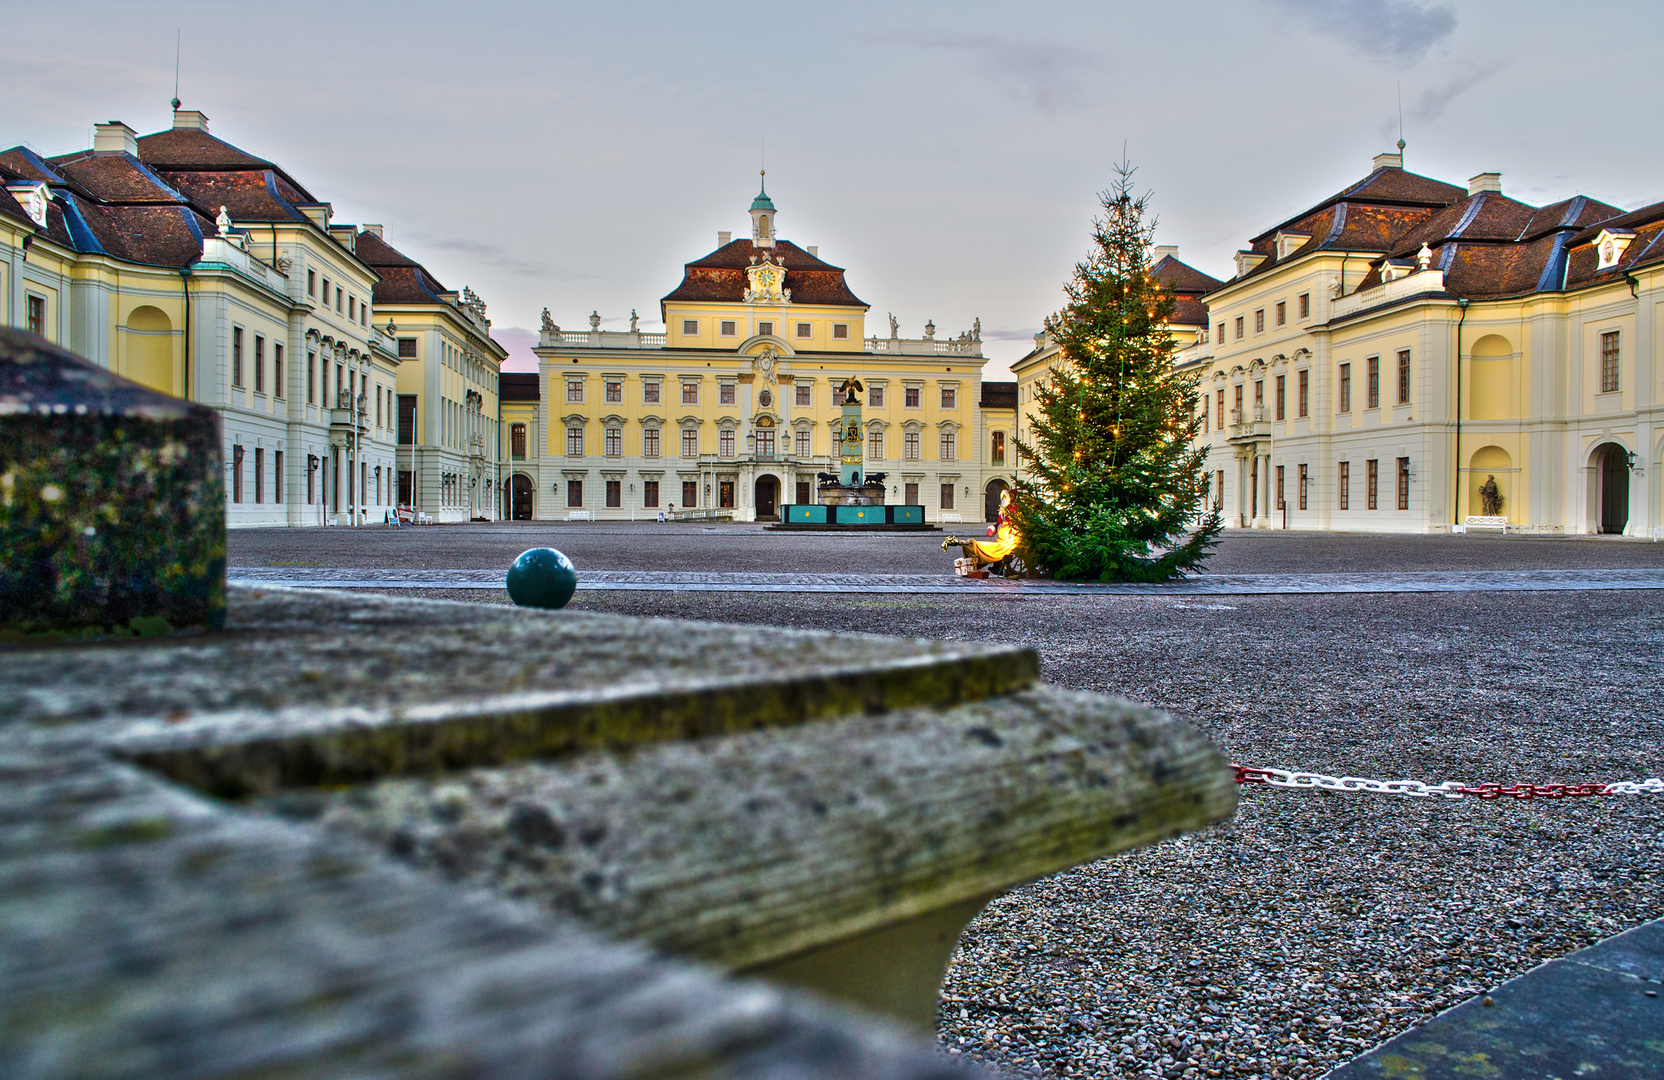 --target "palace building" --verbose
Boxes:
[1,109,506,526]
[1014,151,1664,537]
[509,179,1018,523]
